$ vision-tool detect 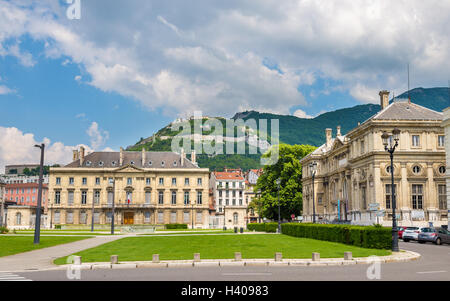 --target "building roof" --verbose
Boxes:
[369,101,443,121]
[65,151,199,169]
[214,171,244,181]
[5,183,48,189]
